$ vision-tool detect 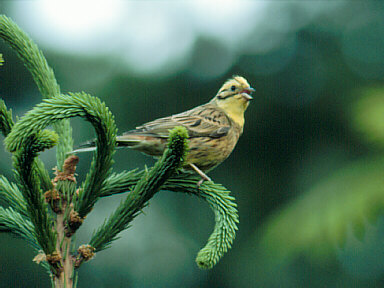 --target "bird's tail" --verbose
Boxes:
[70,136,142,154]
[70,140,97,154]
